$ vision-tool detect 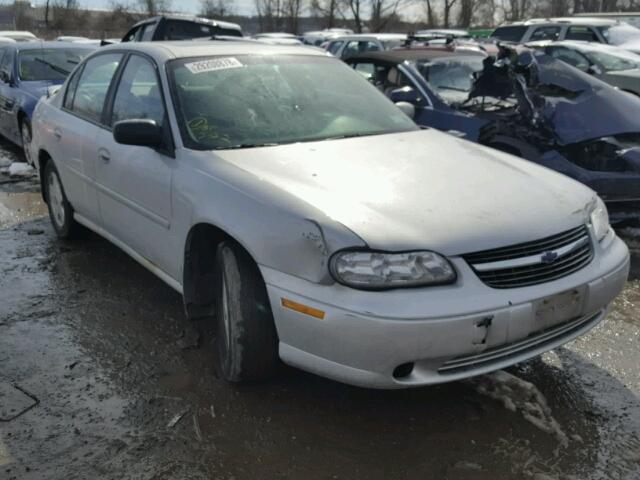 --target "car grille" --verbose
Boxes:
[463,225,593,289]
[438,310,602,375]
